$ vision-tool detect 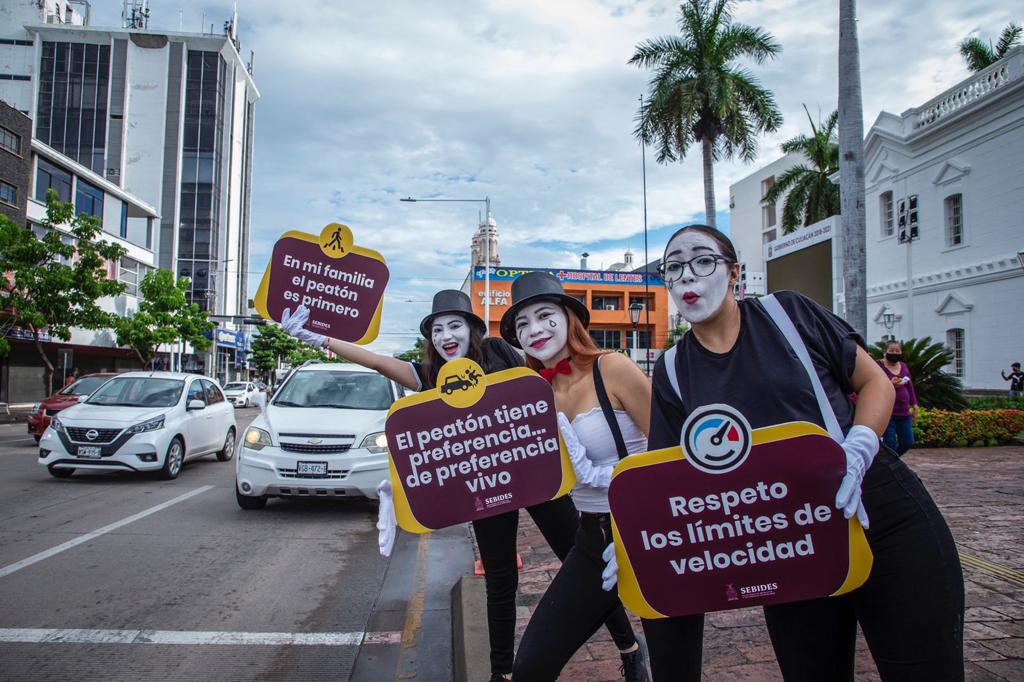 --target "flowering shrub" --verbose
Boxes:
[912,408,1024,448]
